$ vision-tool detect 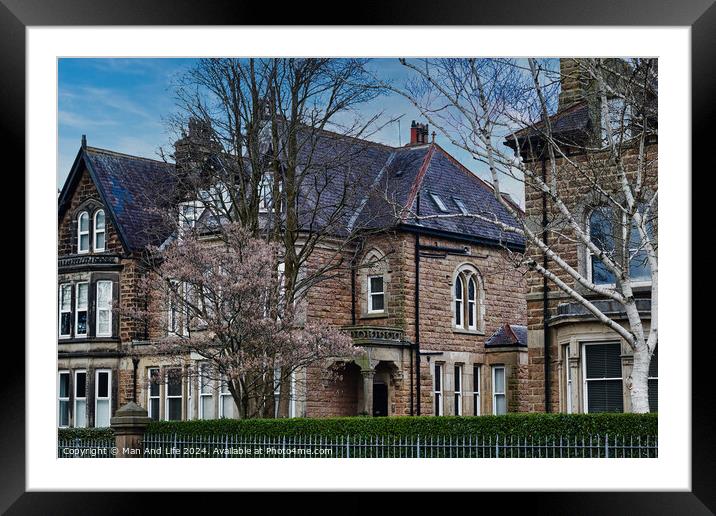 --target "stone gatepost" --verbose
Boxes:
[110,402,151,458]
